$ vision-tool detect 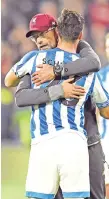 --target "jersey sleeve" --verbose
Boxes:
[12,50,37,78]
[92,73,109,108]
